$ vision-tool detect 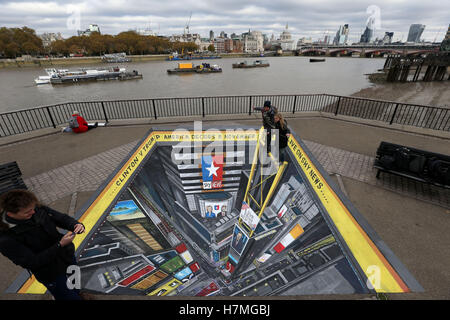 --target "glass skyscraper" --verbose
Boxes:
[407,24,425,42]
